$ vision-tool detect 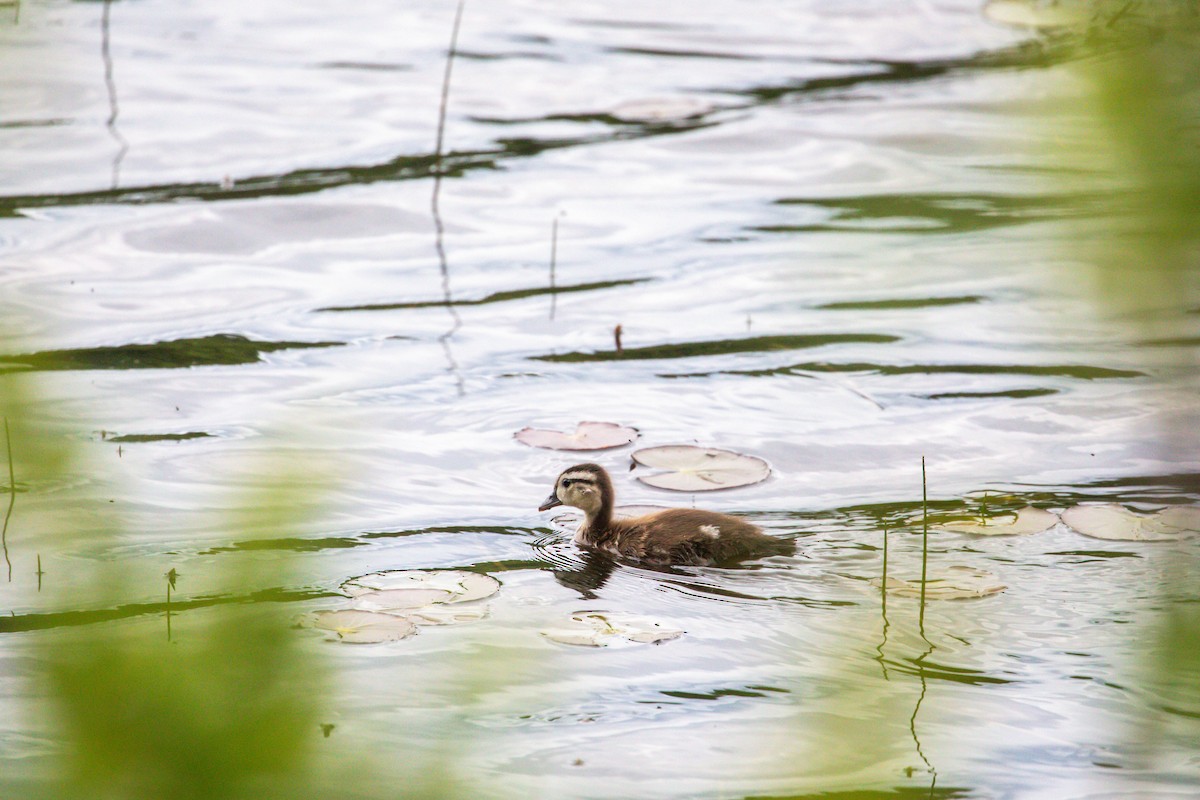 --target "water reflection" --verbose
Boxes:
[0,586,334,633]
[537,333,900,362]
[100,0,127,189]
[763,192,1104,234]
[0,334,339,373]
[550,549,616,600]
[431,0,467,396]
